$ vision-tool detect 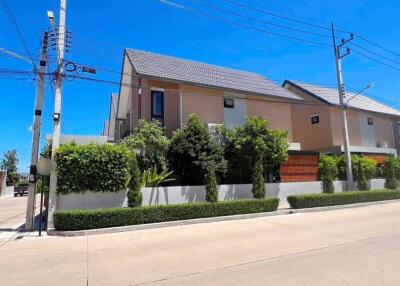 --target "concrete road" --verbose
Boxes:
[0,196,29,244]
[1,202,400,286]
